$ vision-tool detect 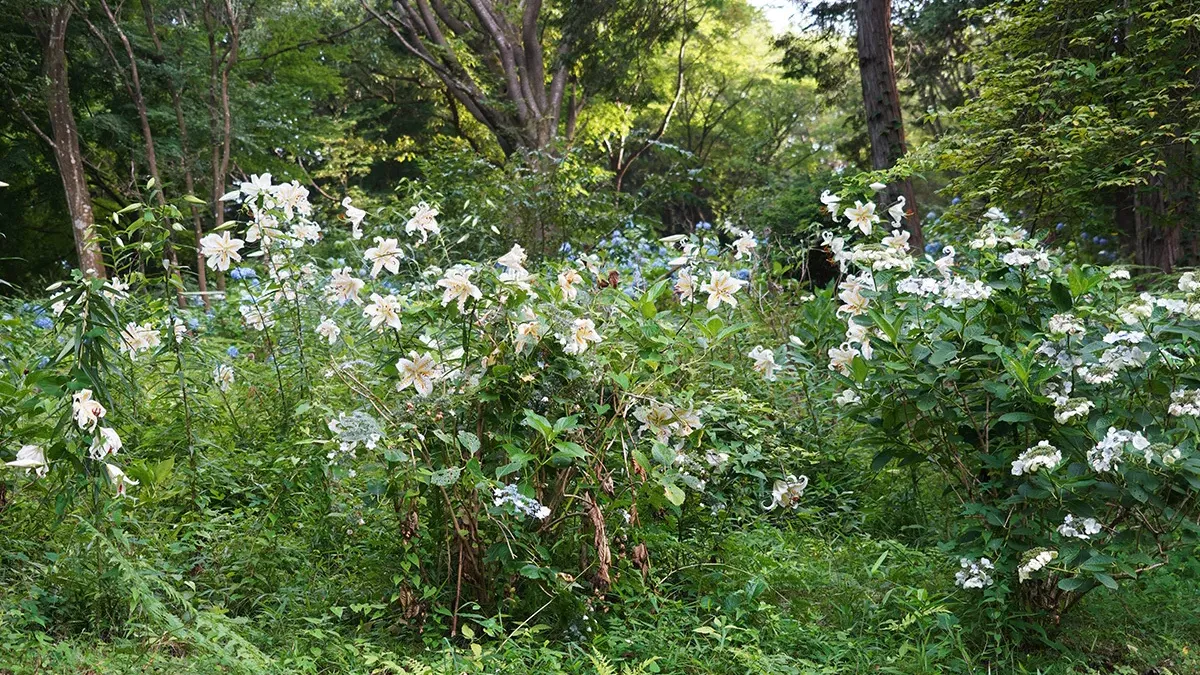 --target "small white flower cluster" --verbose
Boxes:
[1116,293,1155,325]
[968,218,1025,251]
[493,484,550,520]
[1017,549,1058,582]
[1168,388,1200,417]
[939,277,994,307]
[327,411,382,460]
[1048,313,1086,336]
[1053,397,1094,425]
[1001,247,1051,271]
[239,303,275,331]
[836,389,862,406]
[896,273,994,309]
[1011,440,1061,476]
[1057,514,1102,540]
[954,557,995,589]
[1087,427,1149,472]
